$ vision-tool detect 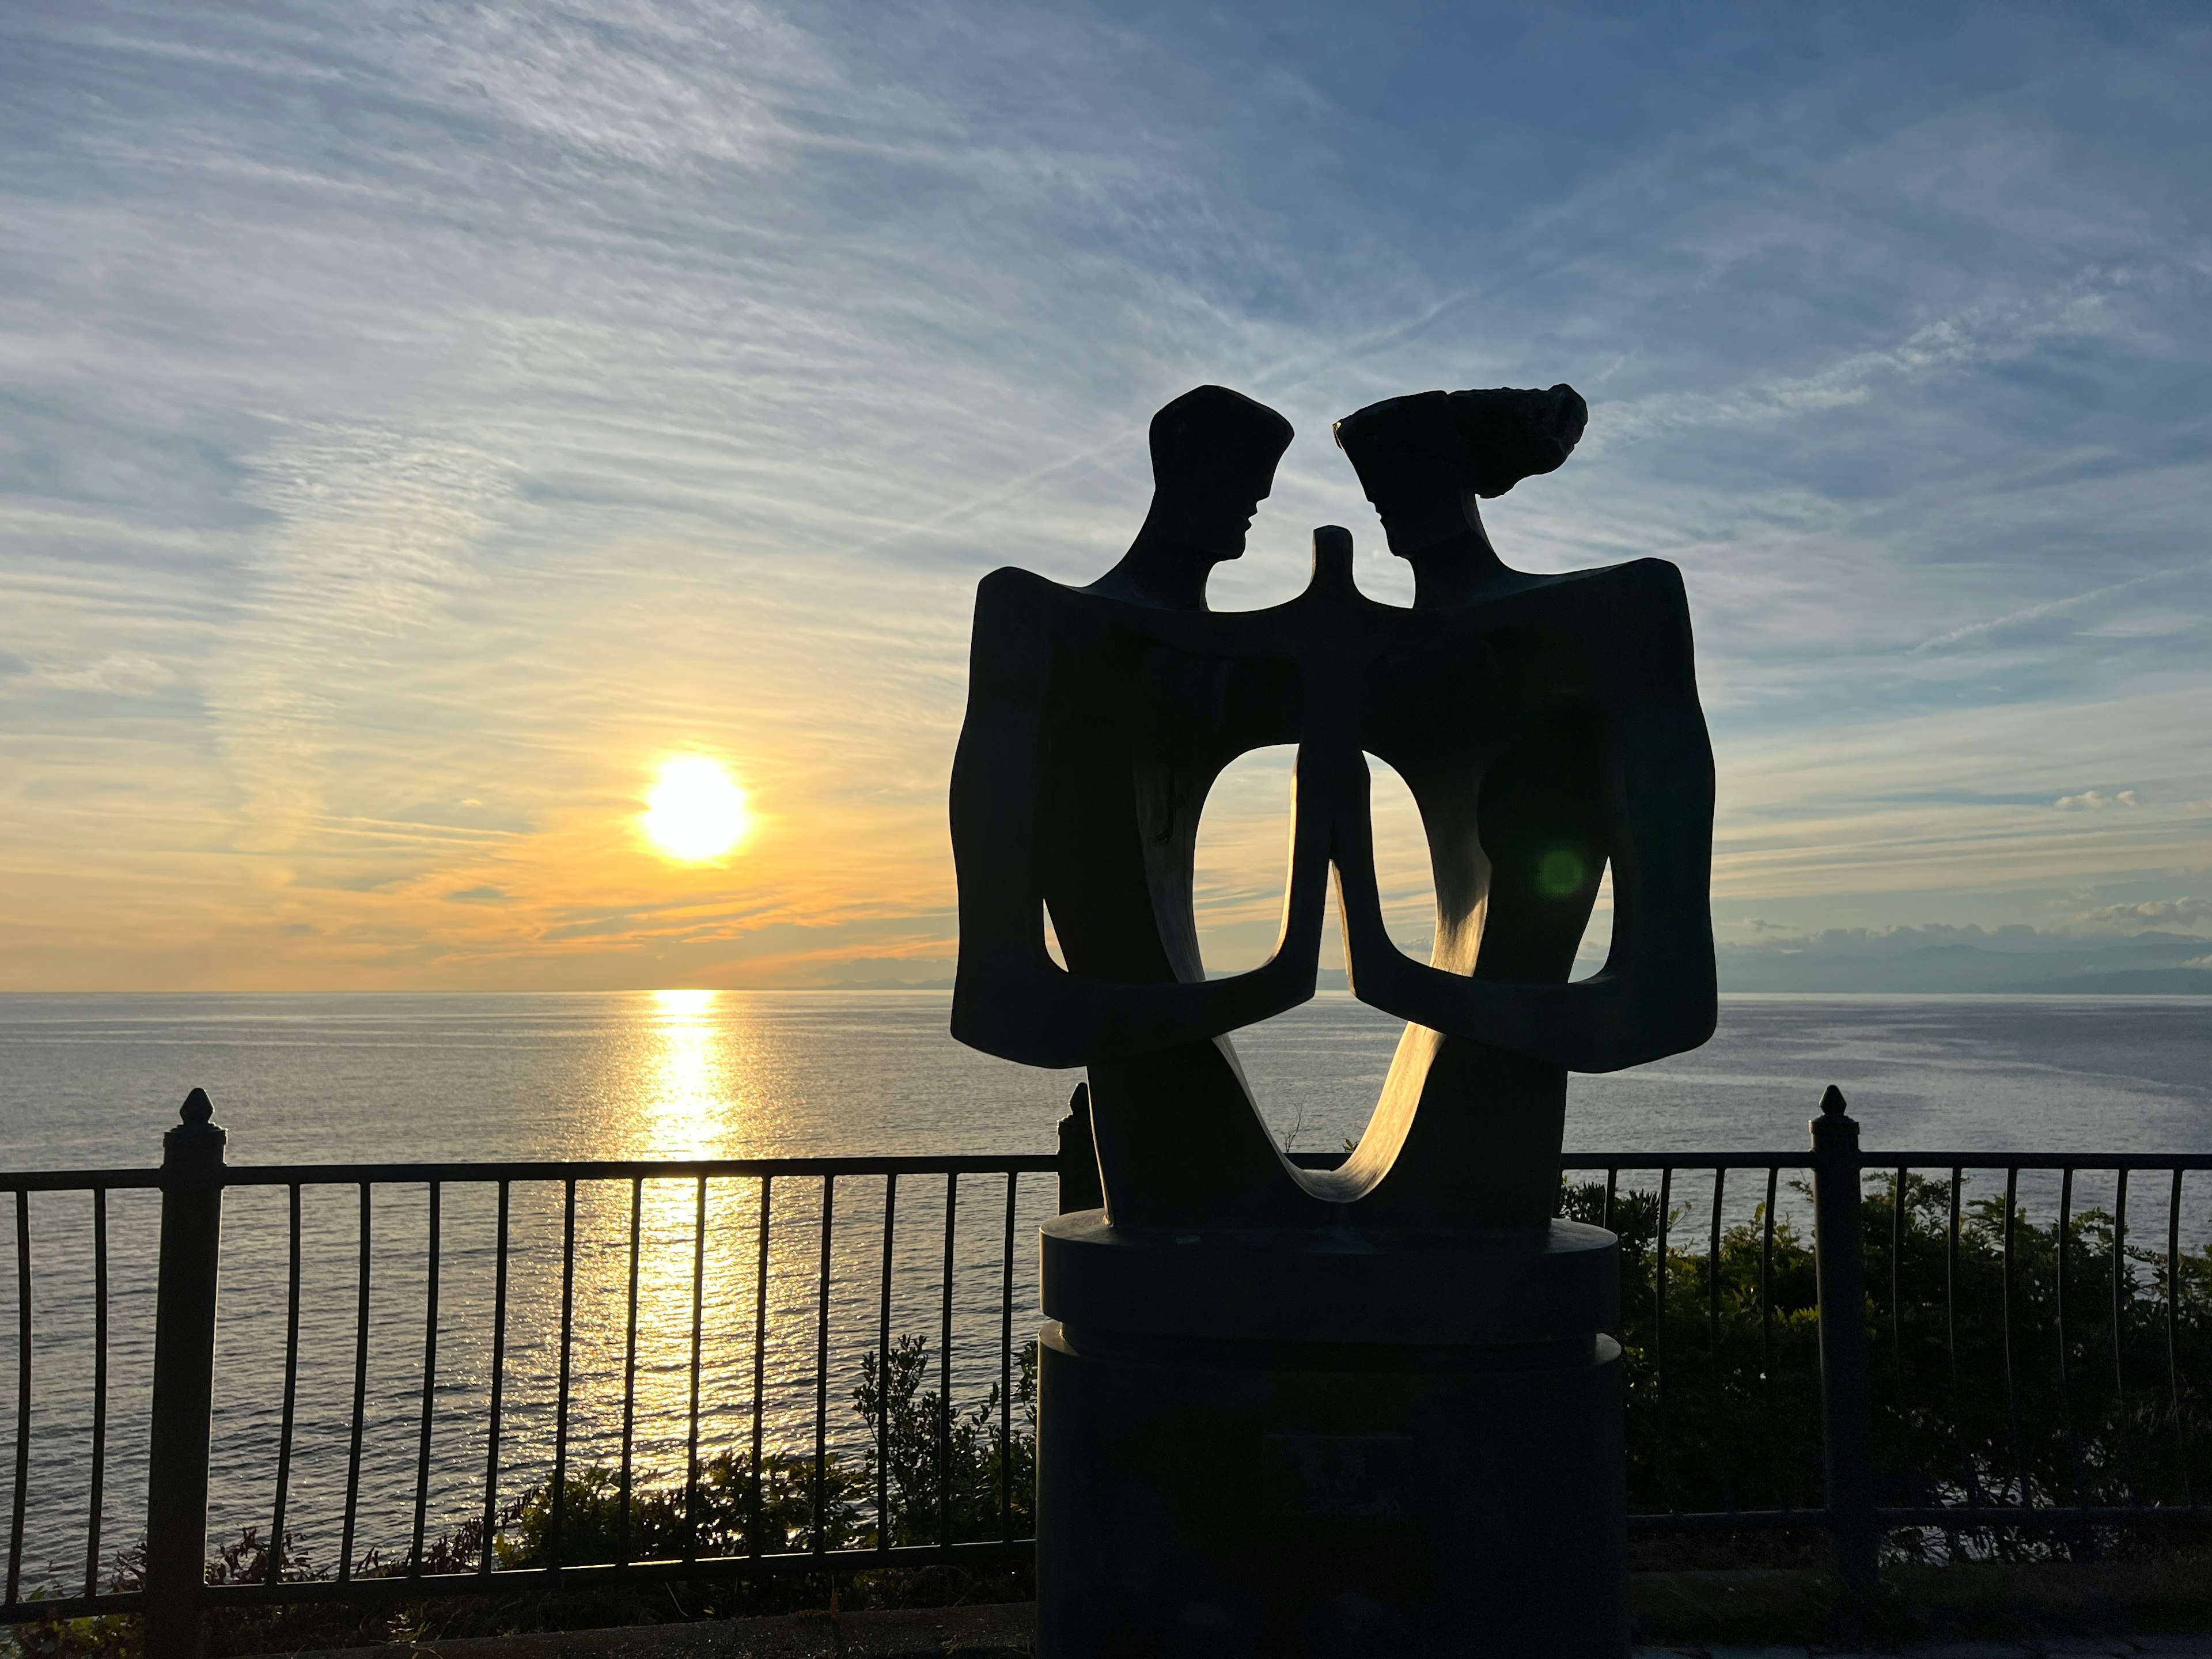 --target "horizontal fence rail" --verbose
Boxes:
[1,1089,2208,1654]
